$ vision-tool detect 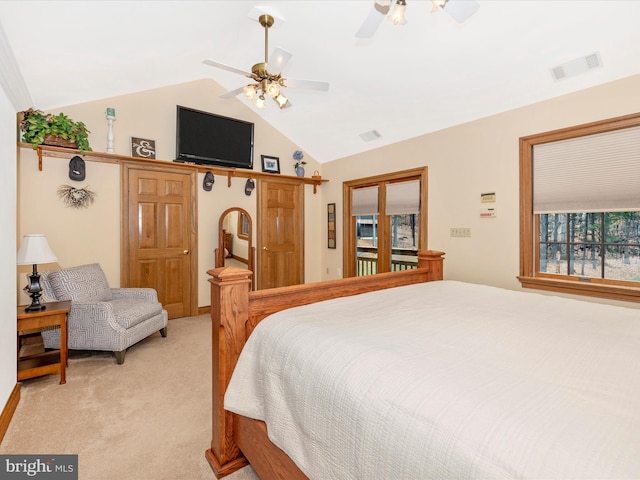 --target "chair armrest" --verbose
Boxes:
[111,288,159,302]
